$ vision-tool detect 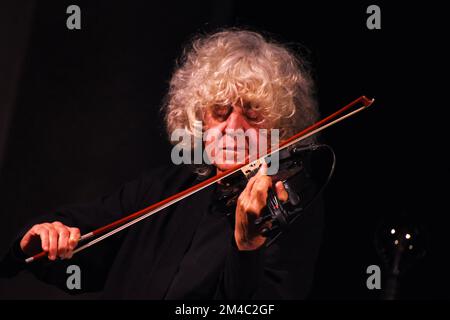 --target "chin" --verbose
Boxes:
[214,163,237,173]
[210,149,249,173]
